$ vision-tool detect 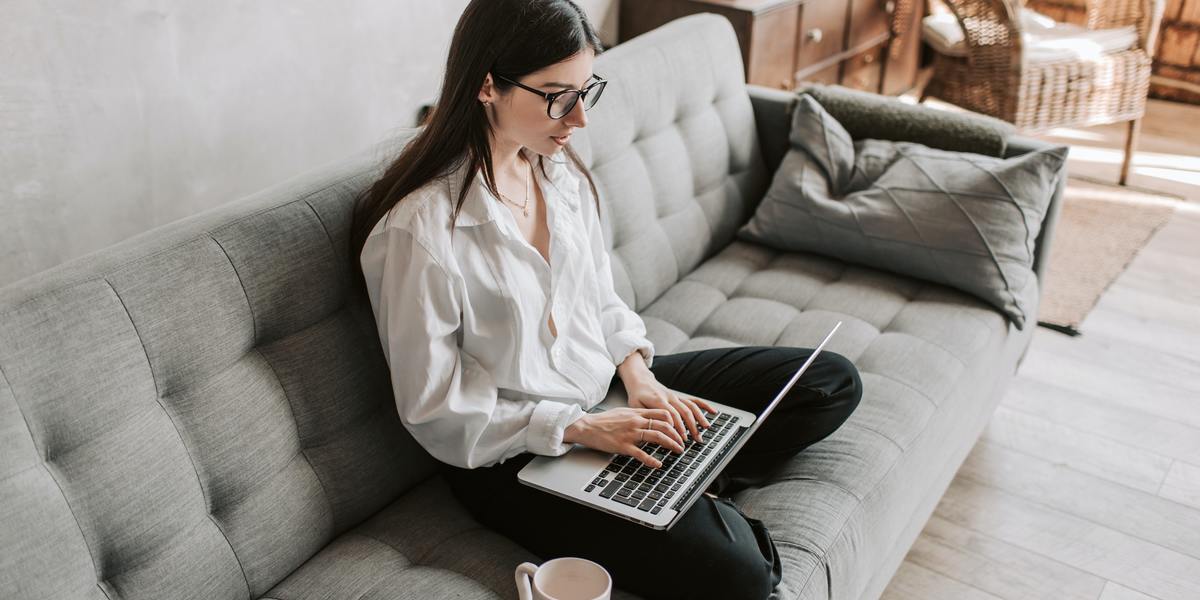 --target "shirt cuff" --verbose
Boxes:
[527,400,586,456]
[607,331,655,370]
